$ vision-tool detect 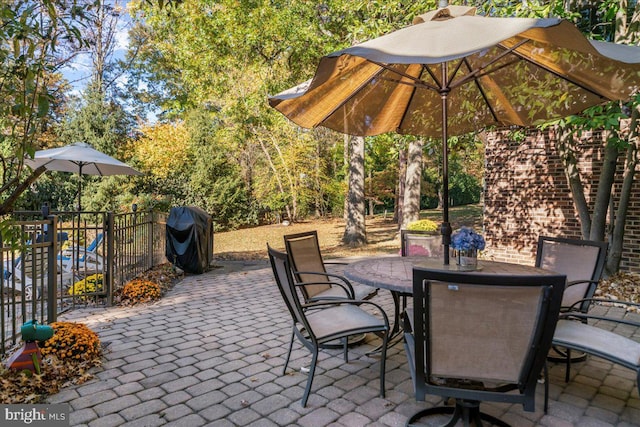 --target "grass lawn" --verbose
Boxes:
[214,204,483,260]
